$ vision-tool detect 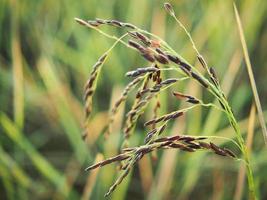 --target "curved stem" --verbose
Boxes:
[223,101,256,199]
